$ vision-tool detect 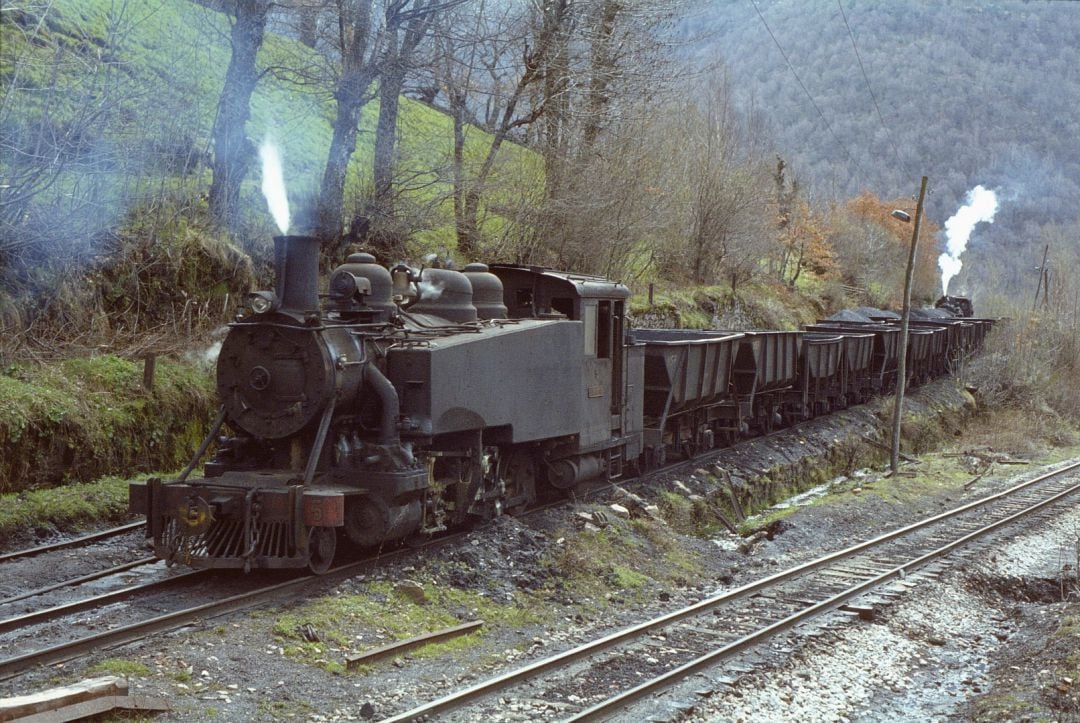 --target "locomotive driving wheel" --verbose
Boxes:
[307,526,337,574]
[501,449,538,514]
